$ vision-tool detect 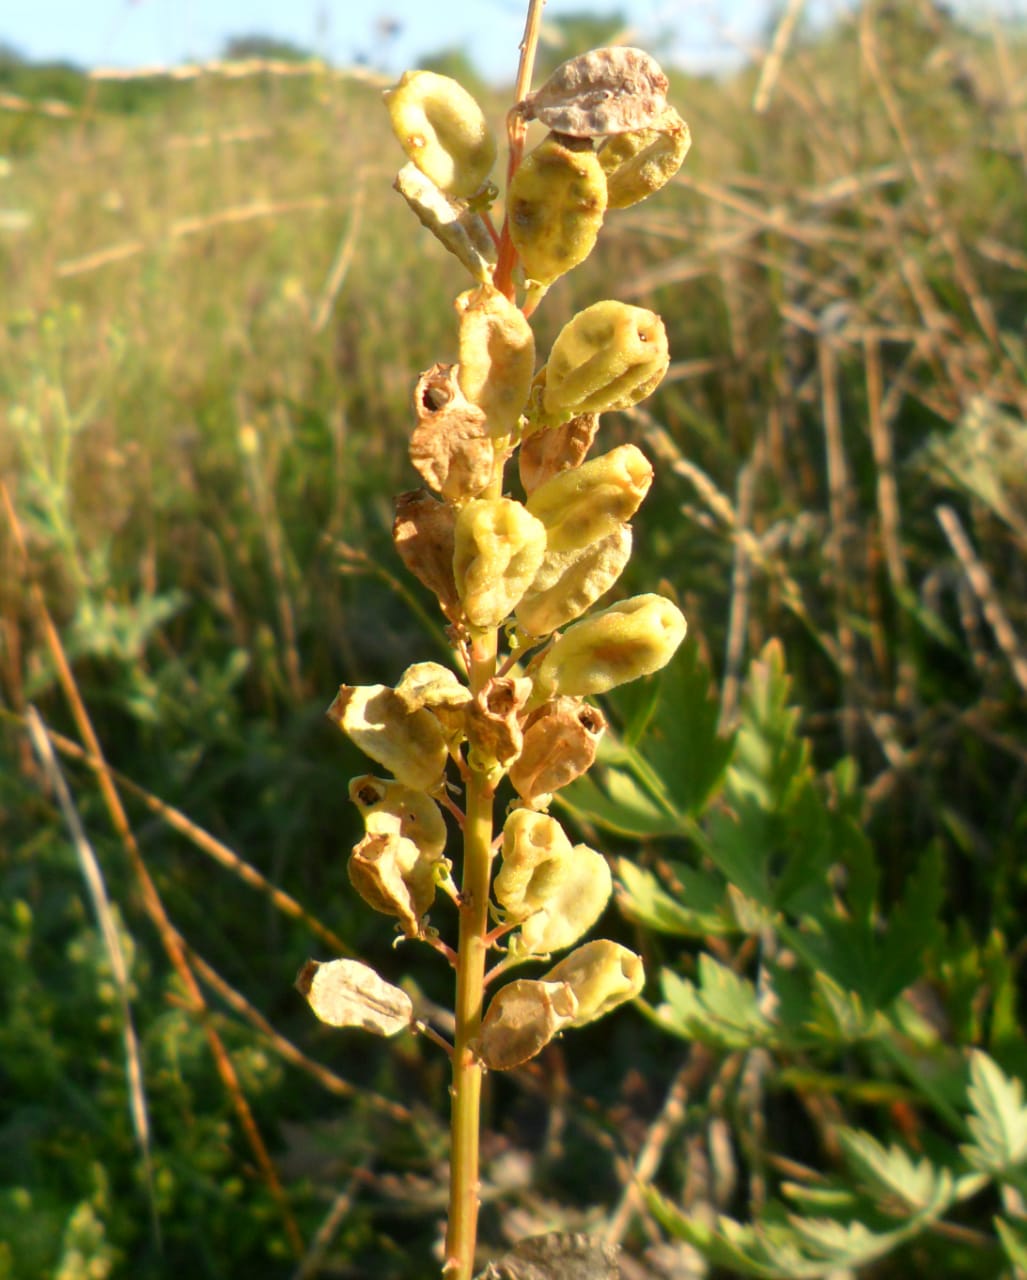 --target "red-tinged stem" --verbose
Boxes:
[493,0,547,302]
